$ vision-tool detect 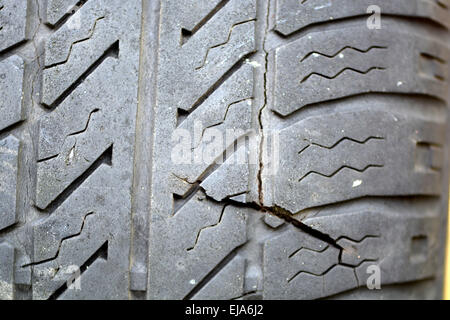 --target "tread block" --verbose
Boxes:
[264,214,285,229]
[148,192,248,299]
[265,110,445,213]
[178,0,223,33]
[36,82,114,209]
[44,0,83,26]
[56,245,110,299]
[337,237,381,267]
[200,145,250,202]
[263,226,337,299]
[158,0,256,113]
[32,165,131,300]
[0,0,29,53]
[170,65,254,196]
[41,2,119,107]
[43,2,108,67]
[32,232,109,300]
[0,55,25,131]
[306,207,441,287]
[192,256,245,300]
[263,204,440,299]
[273,27,449,116]
[275,0,450,36]
[0,136,20,231]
